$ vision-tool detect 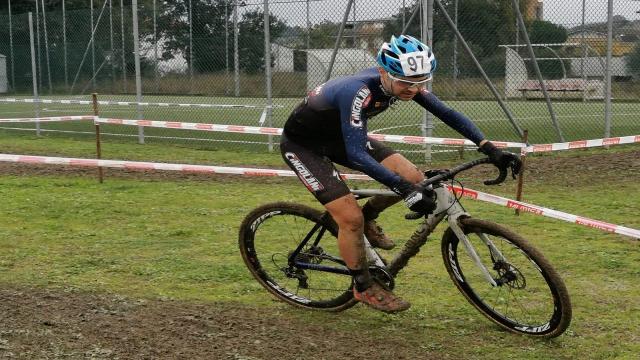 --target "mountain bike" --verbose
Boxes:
[239,158,572,338]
